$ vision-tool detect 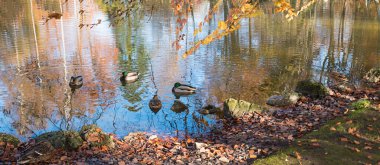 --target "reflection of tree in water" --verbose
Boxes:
[112,8,150,112]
